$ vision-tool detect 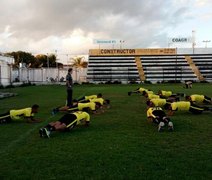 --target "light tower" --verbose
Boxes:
[192,30,196,54]
[202,40,211,48]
